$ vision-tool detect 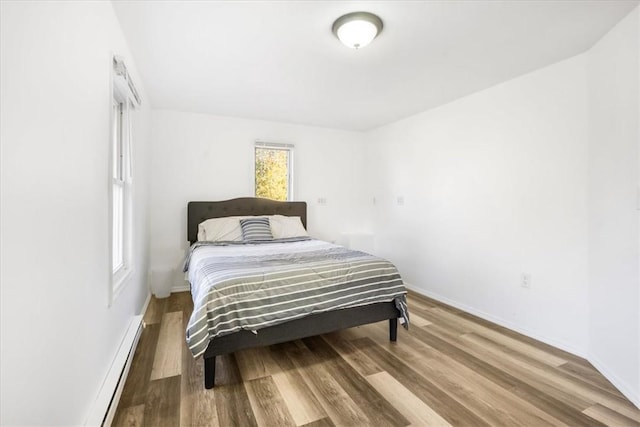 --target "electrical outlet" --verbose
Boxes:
[521,273,531,289]
[317,197,327,205]
[397,196,405,206]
